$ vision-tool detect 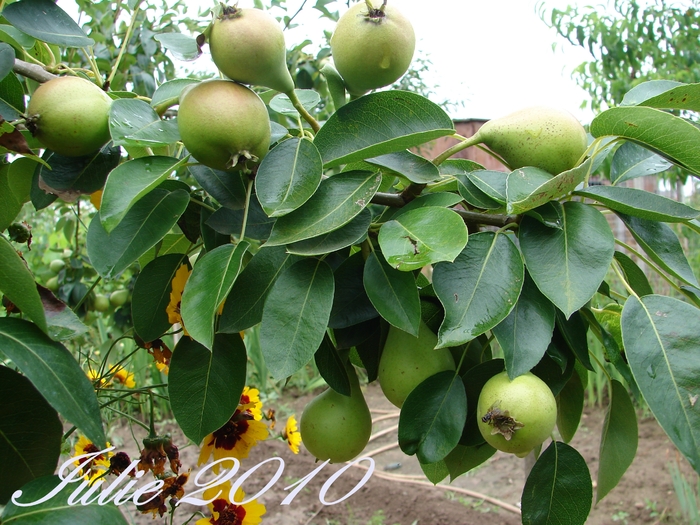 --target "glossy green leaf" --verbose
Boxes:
[621,295,700,474]
[613,251,654,296]
[206,198,275,241]
[506,159,593,215]
[2,0,93,47]
[109,98,180,147]
[36,146,121,195]
[87,188,189,279]
[575,185,699,223]
[398,370,467,464]
[433,232,524,348]
[620,80,684,107]
[445,443,497,481]
[466,170,507,204]
[286,208,371,256]
[597,379,638,502]
[460,359,505,446]
[38,287,88,341]
[556,365,585,443]
[270,89,320,116]
[0,72,25,120]
[492,273,555,380]
[0,236,47,332]
[0,167,22,231]
[0,43,15,81]
[363,251,420,335]
[189,165,247,210]
[520,201,615,318]
[590,106,700,176]
[219,246,300,333]
[138,232,190,268]
[2,475,129,524]
[366,150,440,184]
[441,160,502,210]
[329,252,377,330]
[7,158,35,204]
[314,335,351,397]
[420,459,449,485]
[132,253,190,343]
[378,207,468,272]
[153,32,200,60]
[169,334,247,445]
[266,170,380,246]
[0,366,62,505]
[150,78,199,111]
[521,441,593,525]
[256,137,323,217]
[181,241,249,350]
[624,80,700,112]
[0,25,35,54]
[314,91,454,168]
[555,310,593,371]
[610,141,672,185]
[259,258,334,380]
[101,156,188,232]
[0,318,105,448]
[392,193,464,220]
[617,213,699,287]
